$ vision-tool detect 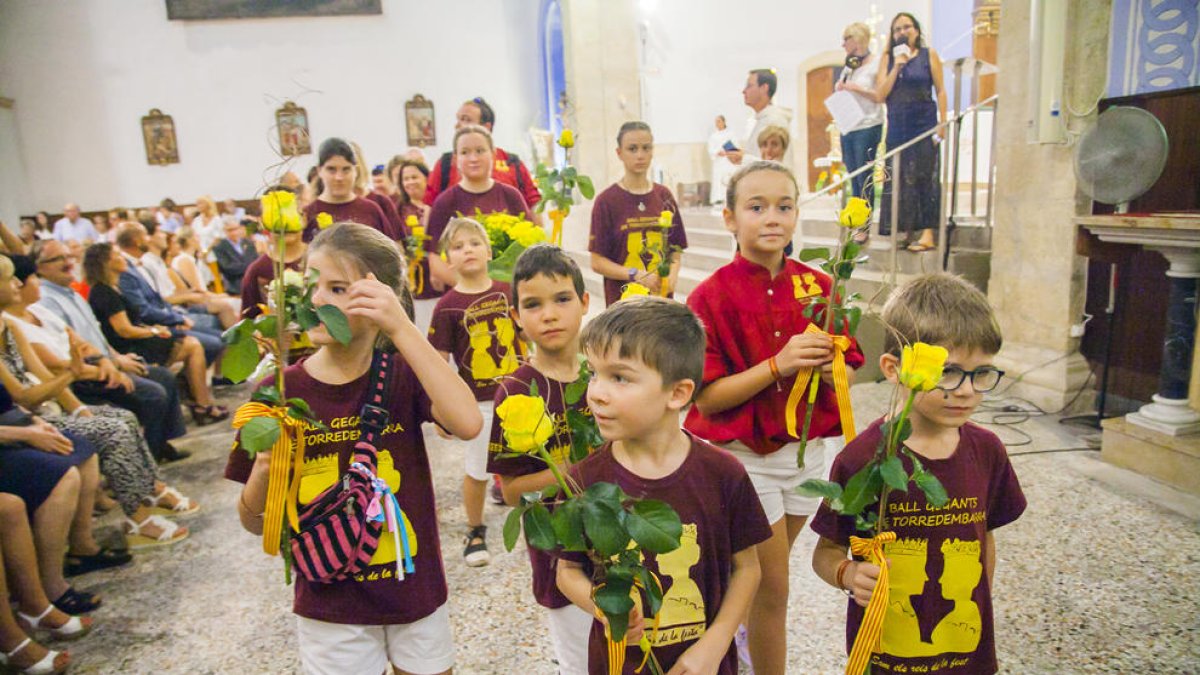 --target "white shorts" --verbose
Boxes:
[296,604,455,675]
[546,604,592,675]
[464,401,495,482]
[722,437,843,524]
[413,298,438,335]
